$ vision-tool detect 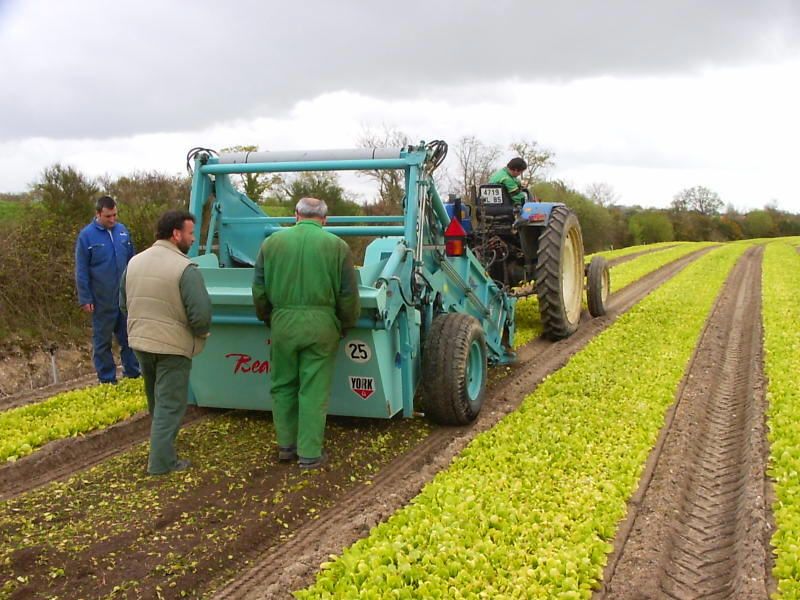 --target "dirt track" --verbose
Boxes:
[600,246,771,599]
[605,244,676,267]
